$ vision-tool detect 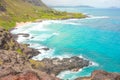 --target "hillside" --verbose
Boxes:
[0,0,86,30]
